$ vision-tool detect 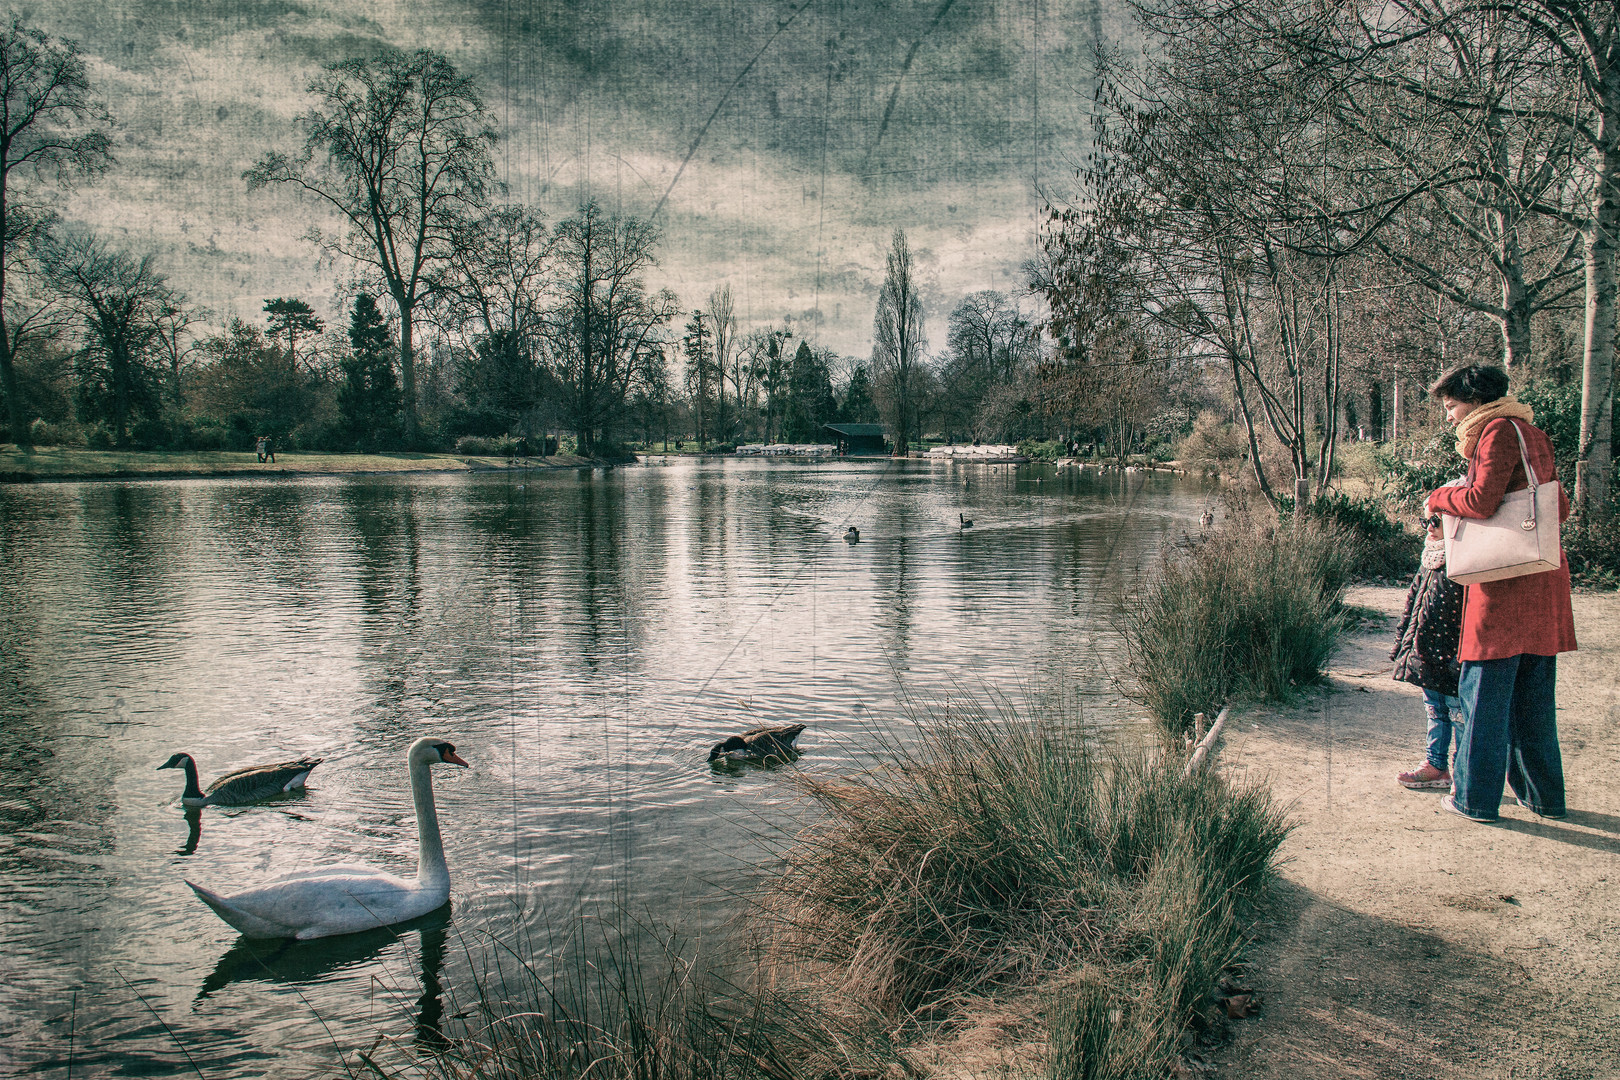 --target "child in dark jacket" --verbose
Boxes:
[1390,519,1465,789]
